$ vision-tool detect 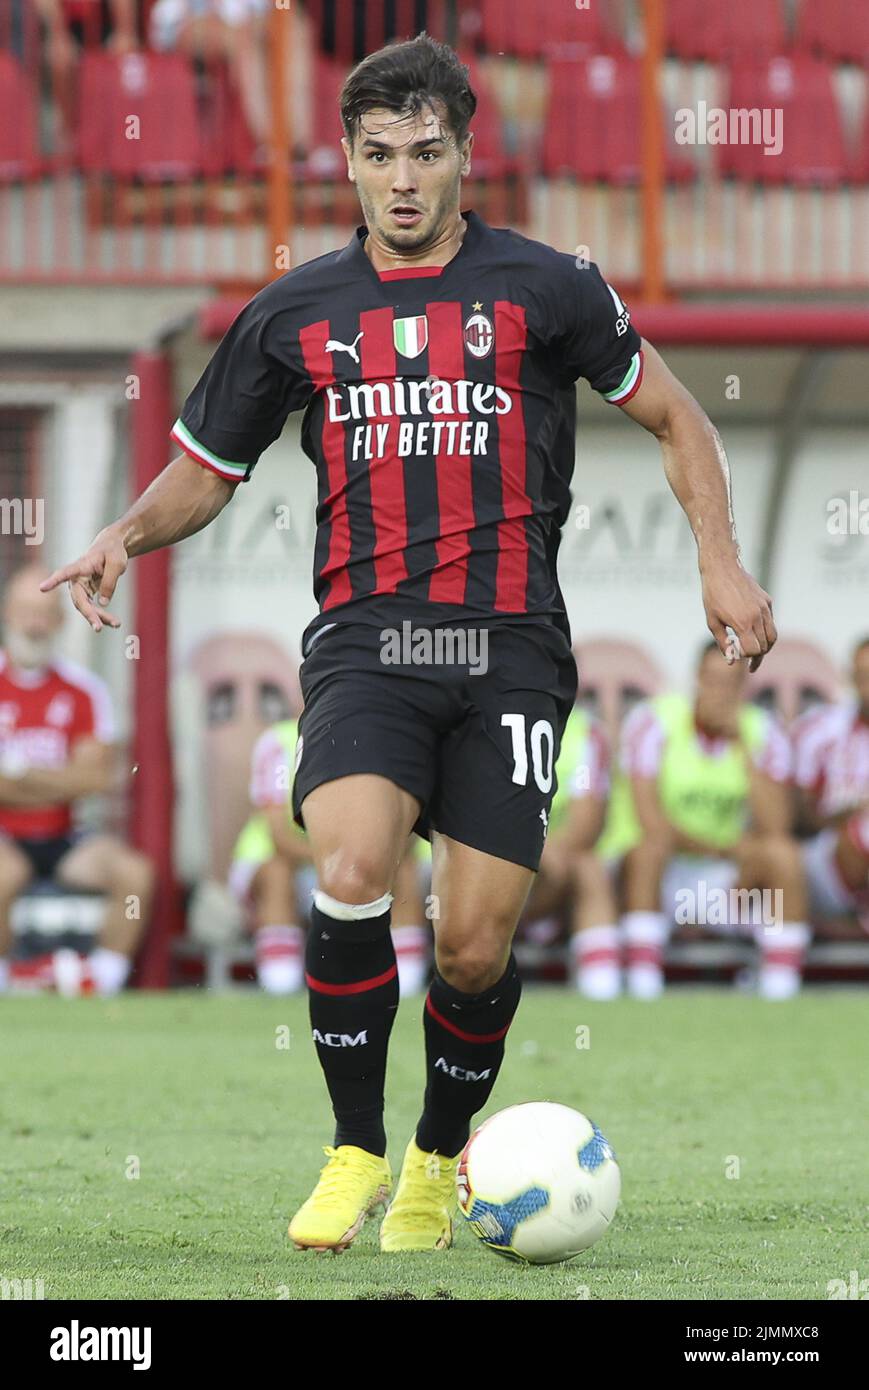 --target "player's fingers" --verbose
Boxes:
[39,558,94,592]
[68,577,107,632]
[707,615,732,662]
[97,553,126,605]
